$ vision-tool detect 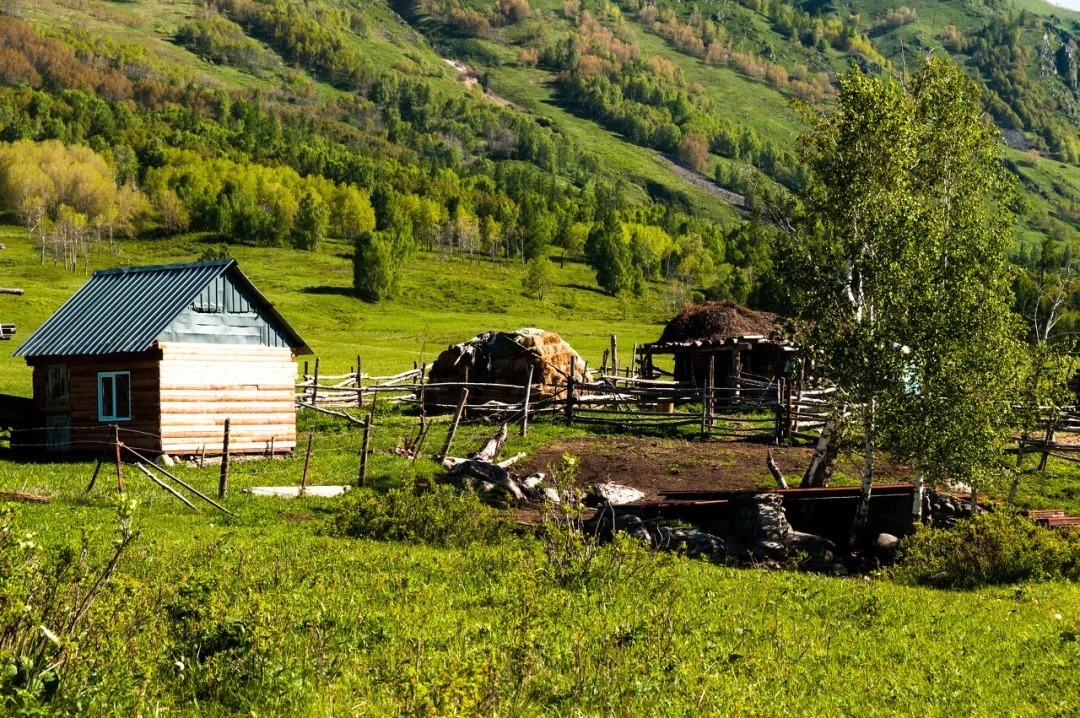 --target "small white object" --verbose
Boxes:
[243,486,351,498]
